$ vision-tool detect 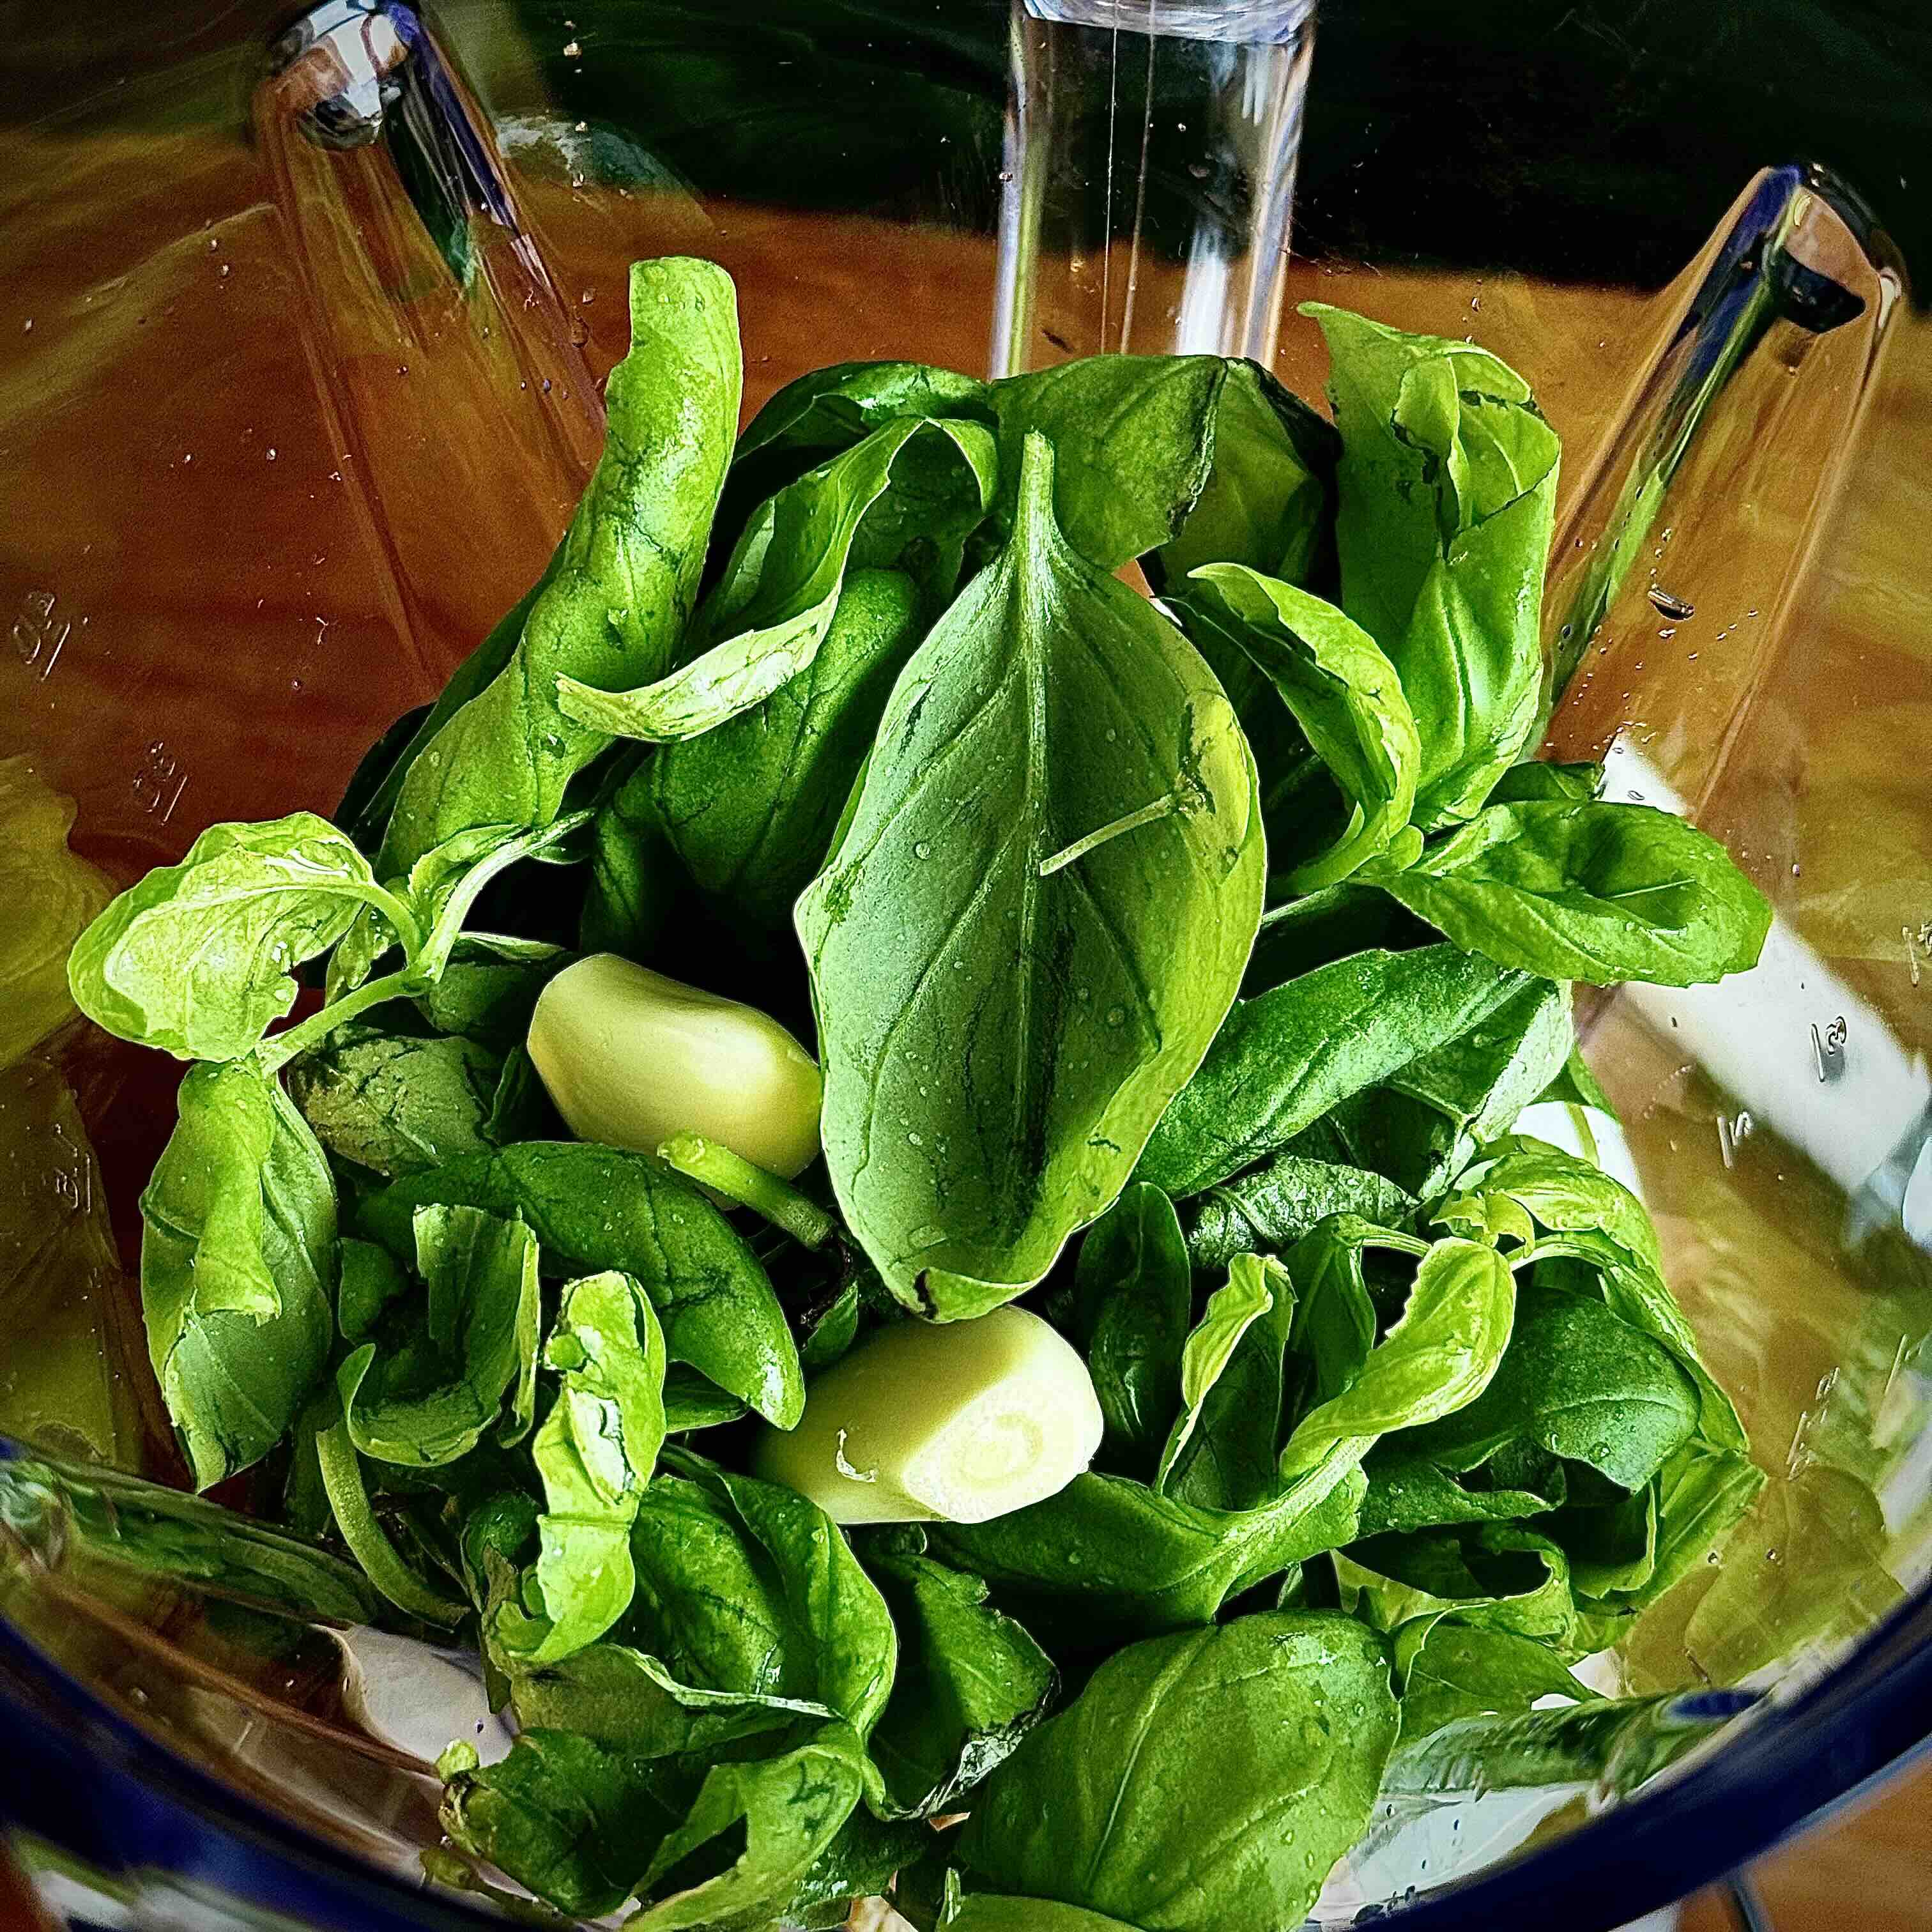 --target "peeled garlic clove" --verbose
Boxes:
[753,1305,1103,1526]
[527,954,822,1177]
